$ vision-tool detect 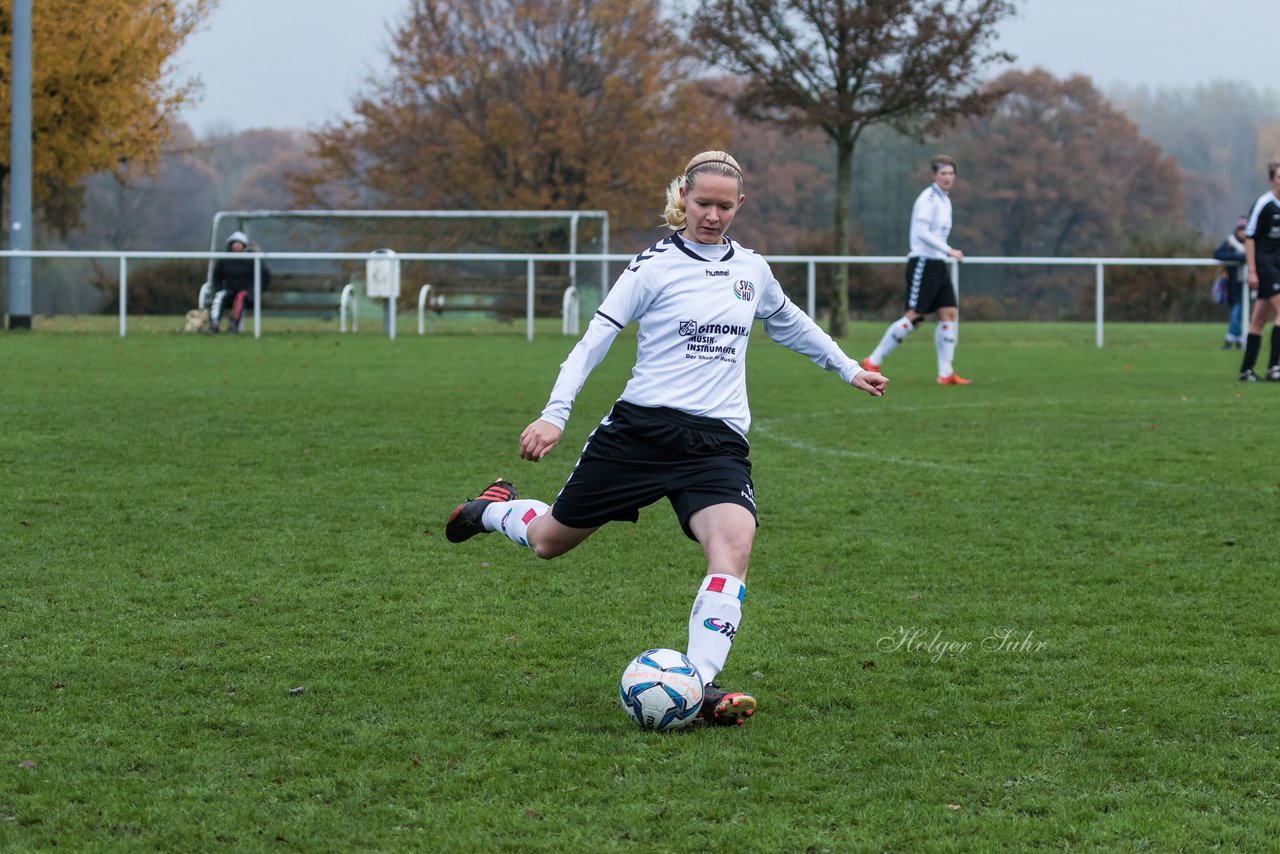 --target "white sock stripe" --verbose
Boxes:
[487,498,549,549]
